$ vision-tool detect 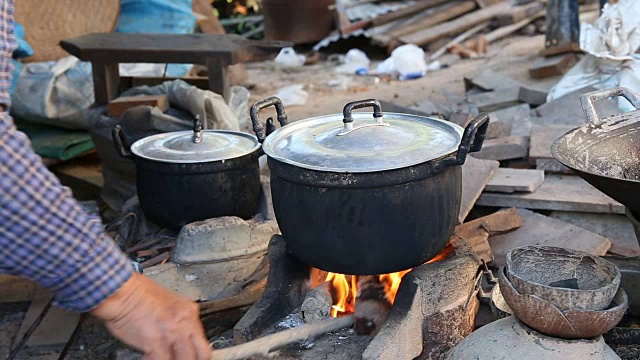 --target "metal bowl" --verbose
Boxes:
[506,246,621,311]
[499,267,628,339]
